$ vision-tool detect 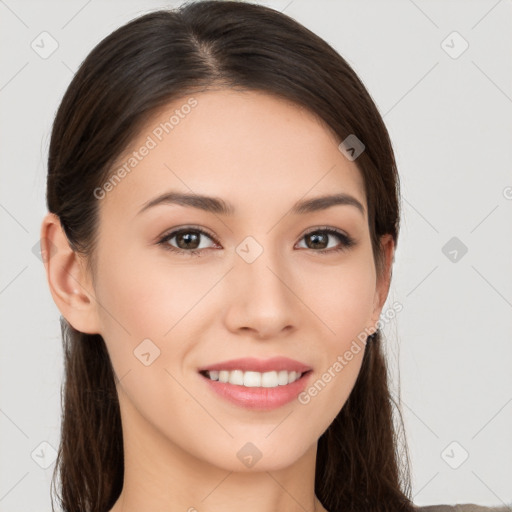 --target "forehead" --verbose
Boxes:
[100,88,366,221]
